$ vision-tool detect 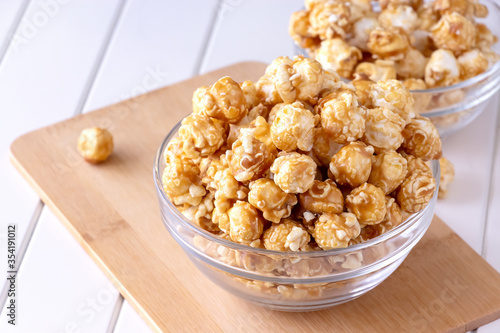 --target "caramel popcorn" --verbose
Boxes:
[193,76,247,124]
[329,141,374,188]
[368,150,408,194]
[162,55,441,258]
[289,10,320,51]
[318,89,366,144]
[367,27,411,61]
[248,178,297,223]
[362,107,405,153]
[263,219,310,251]
[403,78,432,111]
[346,183,387,225]
[395,48,428,79]
[430,12,476,54]
[308,1,351,39]
[424,49,461,87]
[348,17,379,51]
[271,152,317,193]
[380,0,422,10]
[370,80,415,125]
[299,179,344,214]
[355,60,397,82]
[227,131,275,182]
[228,201,264,243]
[178,114,226,158]
[271,101,316,151]
[315,38,362,78]
[378,5,420,34]
[313,212,361,249]
[475,23,498,50]
[402,115,442,160]
[433,0,487,18]
[77,127,113,163]
[438,156,455,199]
[458,49,489,80]
[417,3,439,30]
